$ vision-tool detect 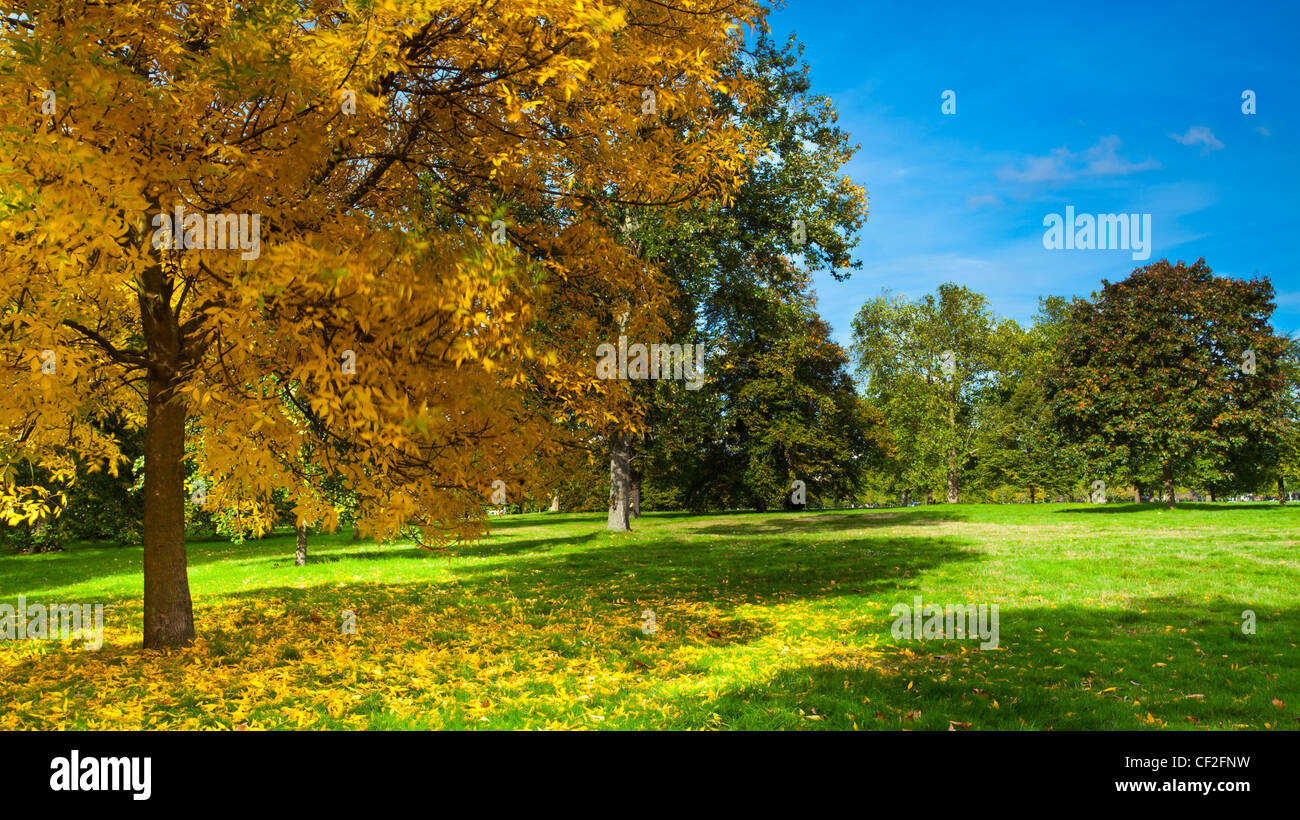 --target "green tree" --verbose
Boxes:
[976,298,1081,502]
[851,284,1004,503]
[1048,258,1288,508]
[616,32,869,518]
